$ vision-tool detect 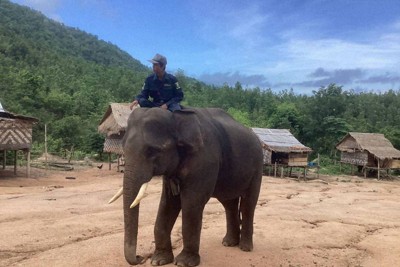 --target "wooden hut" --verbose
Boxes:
[0,104,38,177]
[336,132,400,179]
[252,128,312,177]
[98,103,132,171]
